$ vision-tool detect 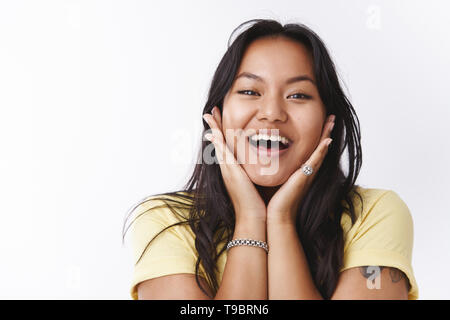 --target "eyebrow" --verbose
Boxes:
[234,71,316,85]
